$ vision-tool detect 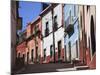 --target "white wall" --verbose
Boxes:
[42,10,53,56]
[53,4,64,52]
[42,4,64,57]
[42,11,53,37]
[53,4,62,27]
[43,33,53,56]
[55,28,64,52]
